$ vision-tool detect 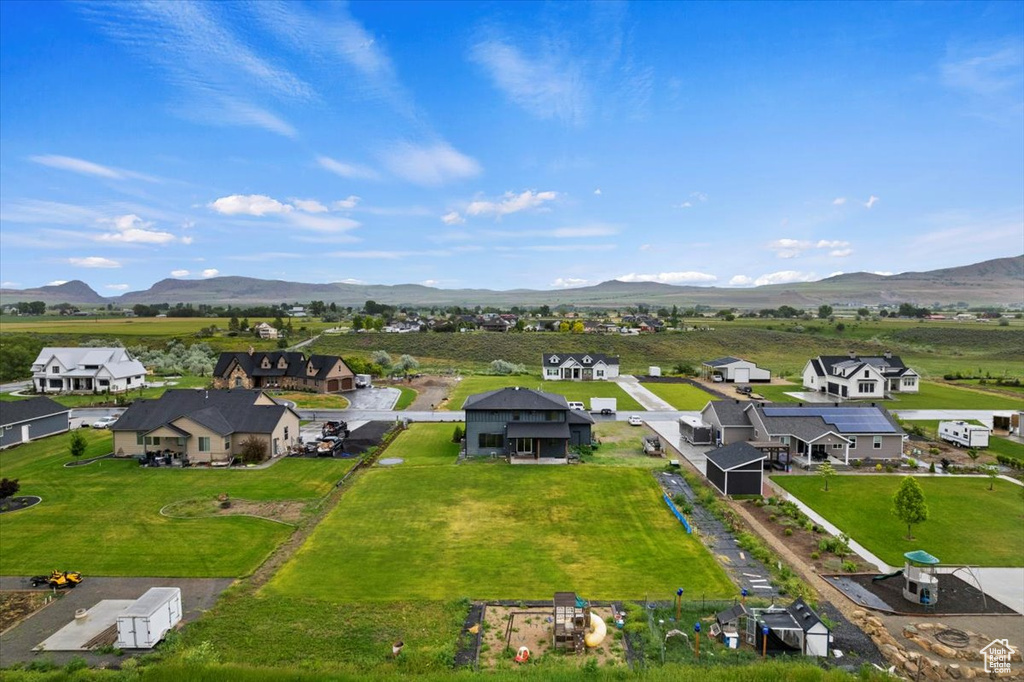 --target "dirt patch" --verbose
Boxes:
[478,605,624,669]
[403,375,455,410]
[162,497,307,524]
[0,591,54,633]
